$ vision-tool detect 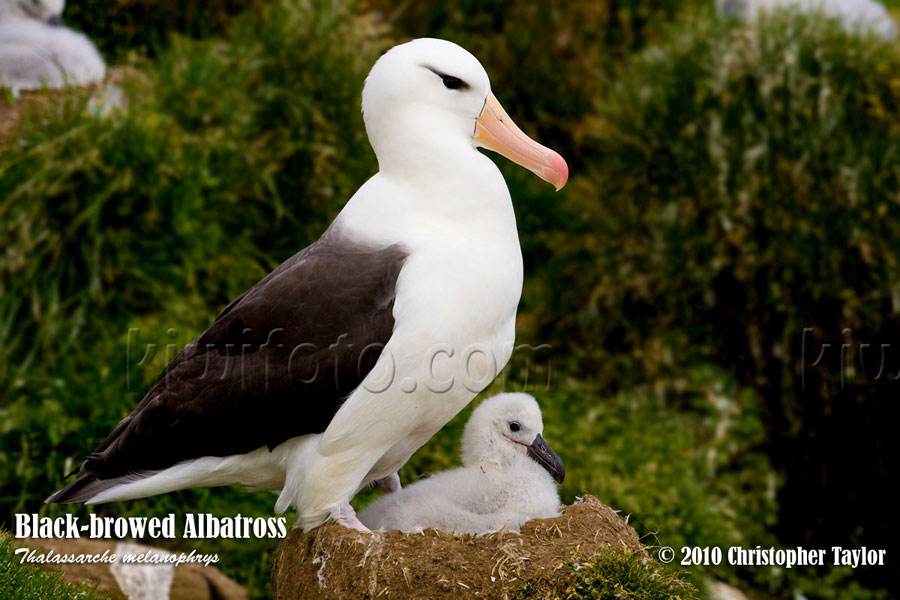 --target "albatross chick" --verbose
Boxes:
[359,393,564,534]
